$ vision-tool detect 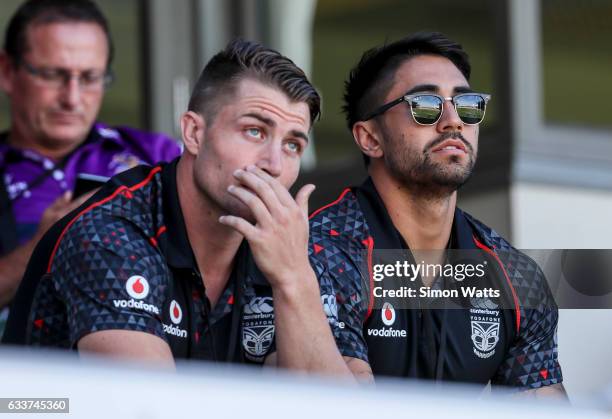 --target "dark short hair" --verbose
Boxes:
[343,31,471,165]
[188,39,321,128]
[4,0,114,68]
